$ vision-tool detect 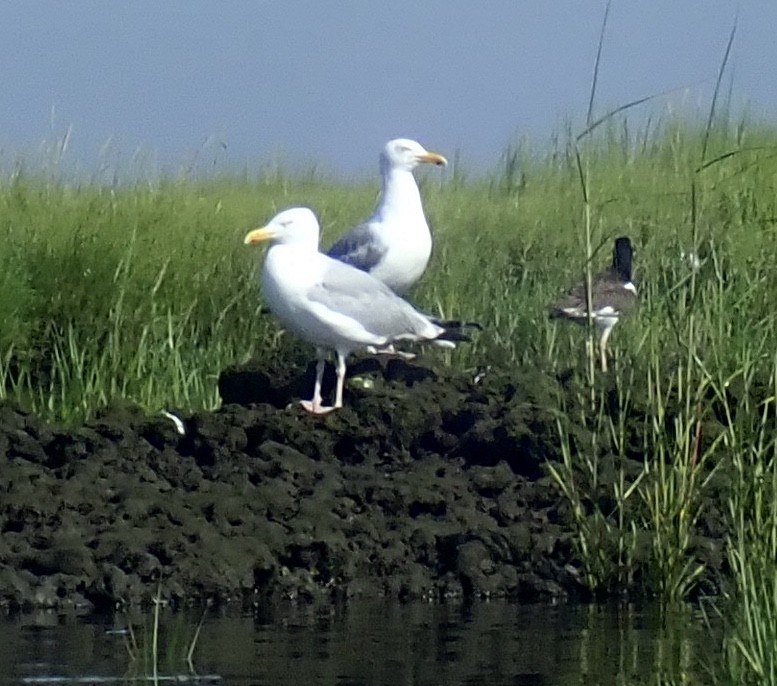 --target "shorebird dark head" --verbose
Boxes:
[612,236,633,282]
